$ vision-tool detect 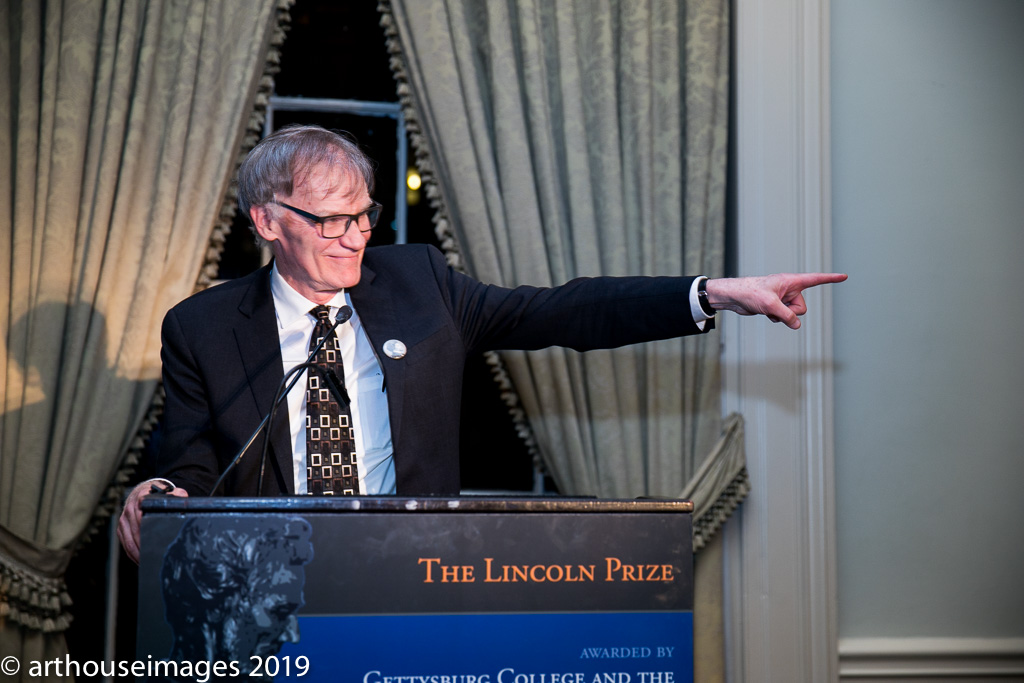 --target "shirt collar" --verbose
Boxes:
[270,262,347,328]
